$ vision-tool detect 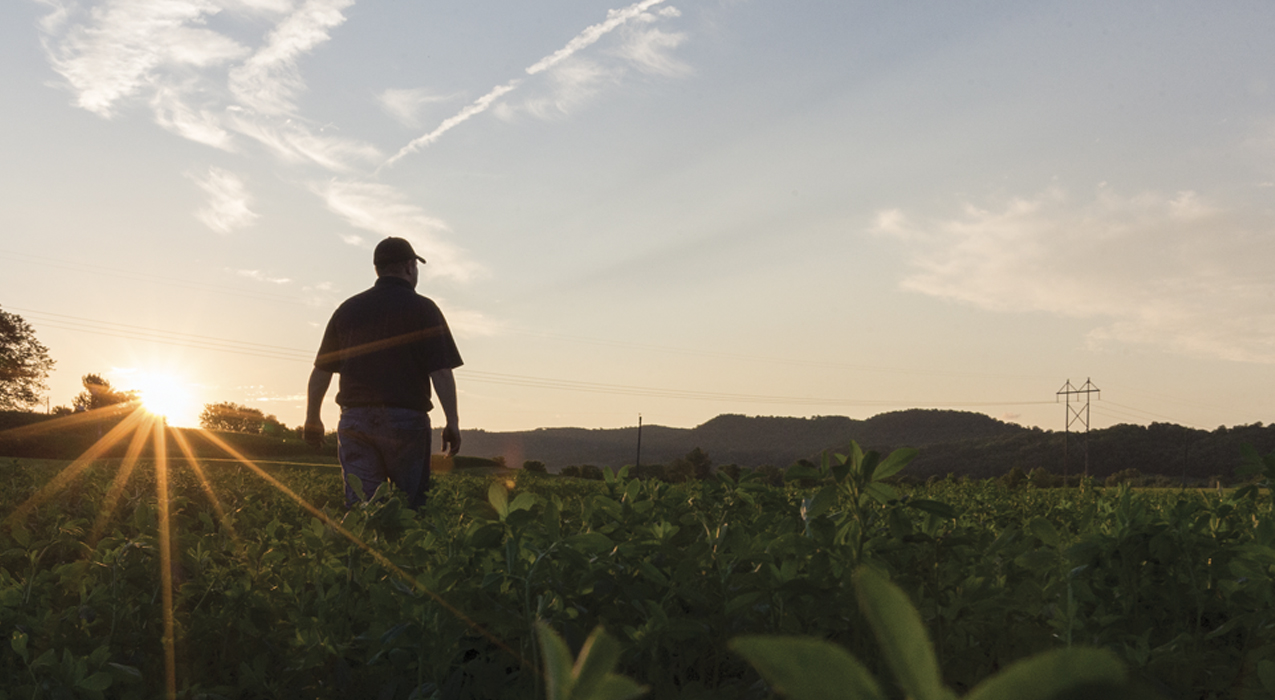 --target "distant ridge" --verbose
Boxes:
[453,409,1027,471]
[452,410,1275,481]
